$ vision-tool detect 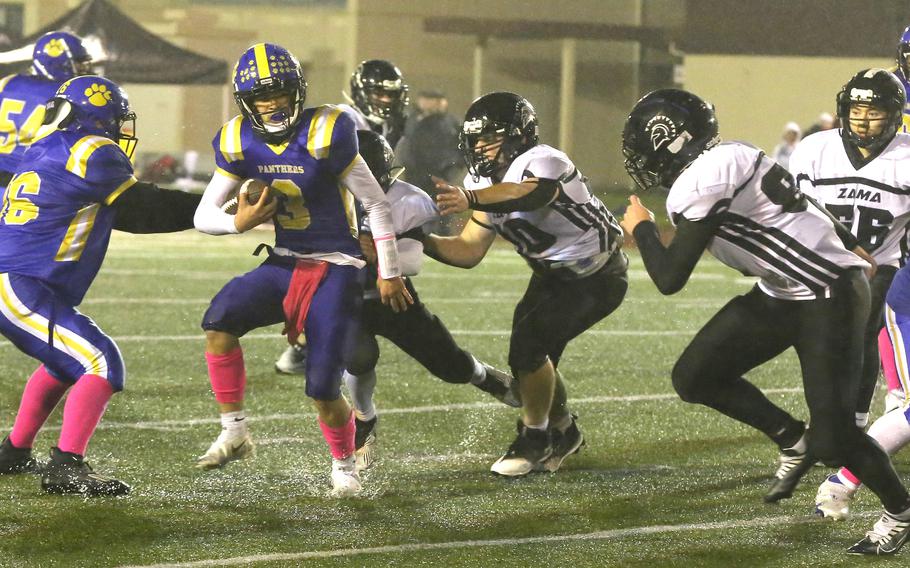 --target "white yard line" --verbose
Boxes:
[115,513,836,568]
[3,388,800,433]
